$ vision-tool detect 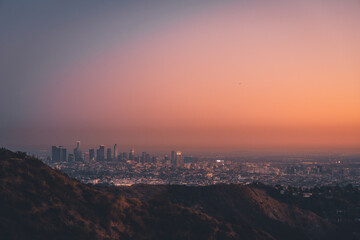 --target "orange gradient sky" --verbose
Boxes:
[1,0,359,150]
